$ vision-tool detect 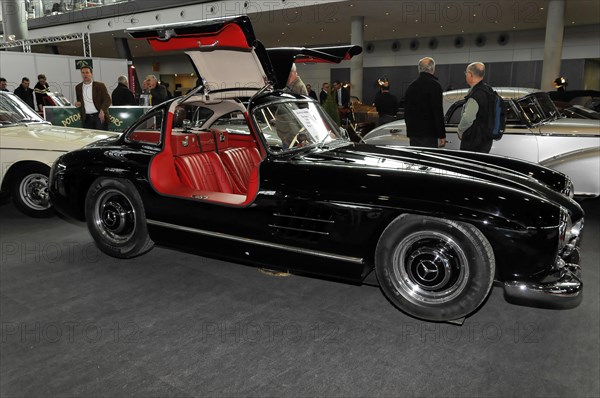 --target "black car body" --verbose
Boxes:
[49,17,584,323]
